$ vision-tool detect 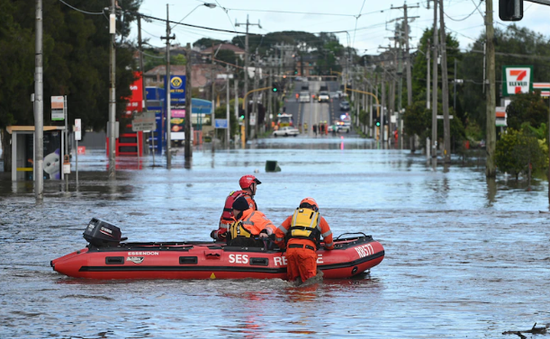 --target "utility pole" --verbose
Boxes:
[439,0,451,163]
[226,63,230,146]
[485,0,497,177]
[235,57,239,124]
[431,0,438,163]
[138,15,153,164]
[235,15,261,142]
[427,39,430,109]
[185,43,192,159]
[252,49,260,138]
[453,59,457,112]
[34,0,44,201]
[161,5,175,168]
[108,0,117,178]
[211,43,218,133]
[268,58,273,128]
[391,3,418,107]
[381,72,386,144]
